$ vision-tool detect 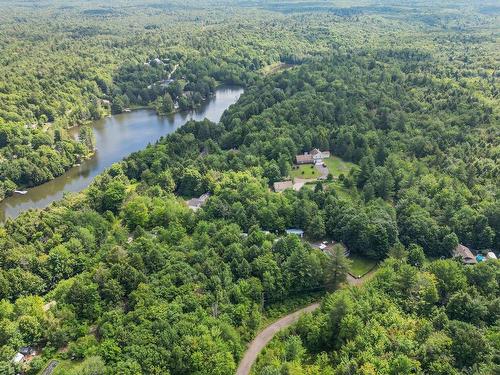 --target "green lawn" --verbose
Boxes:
[38,359,81,375]
[349,255,377,277]
[290,164,319,179]
[322,156,356,178]
[260,62,294,75]
[324,180,355,199]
